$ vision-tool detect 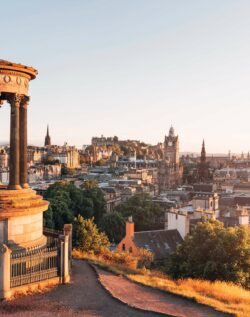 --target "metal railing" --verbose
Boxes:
[10,246,59,288]
[43,227,63,247]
